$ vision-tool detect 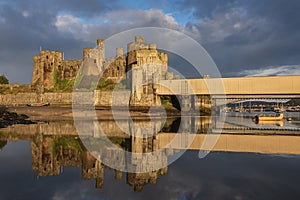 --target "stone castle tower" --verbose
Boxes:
[127,36,179,106]
[32,50,82,90]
